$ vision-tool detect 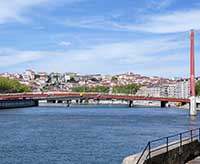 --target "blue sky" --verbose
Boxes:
[1,0,200,77]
